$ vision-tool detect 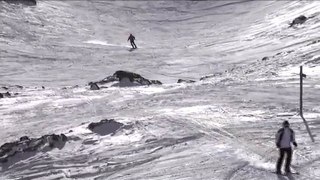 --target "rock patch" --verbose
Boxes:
[290,15,307,27]
[0,92,11,99]
[88,119,124,136]
[90,70,162,88]
[2,0,36,6]
[0,134,67,163]
[177,79,196,83]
